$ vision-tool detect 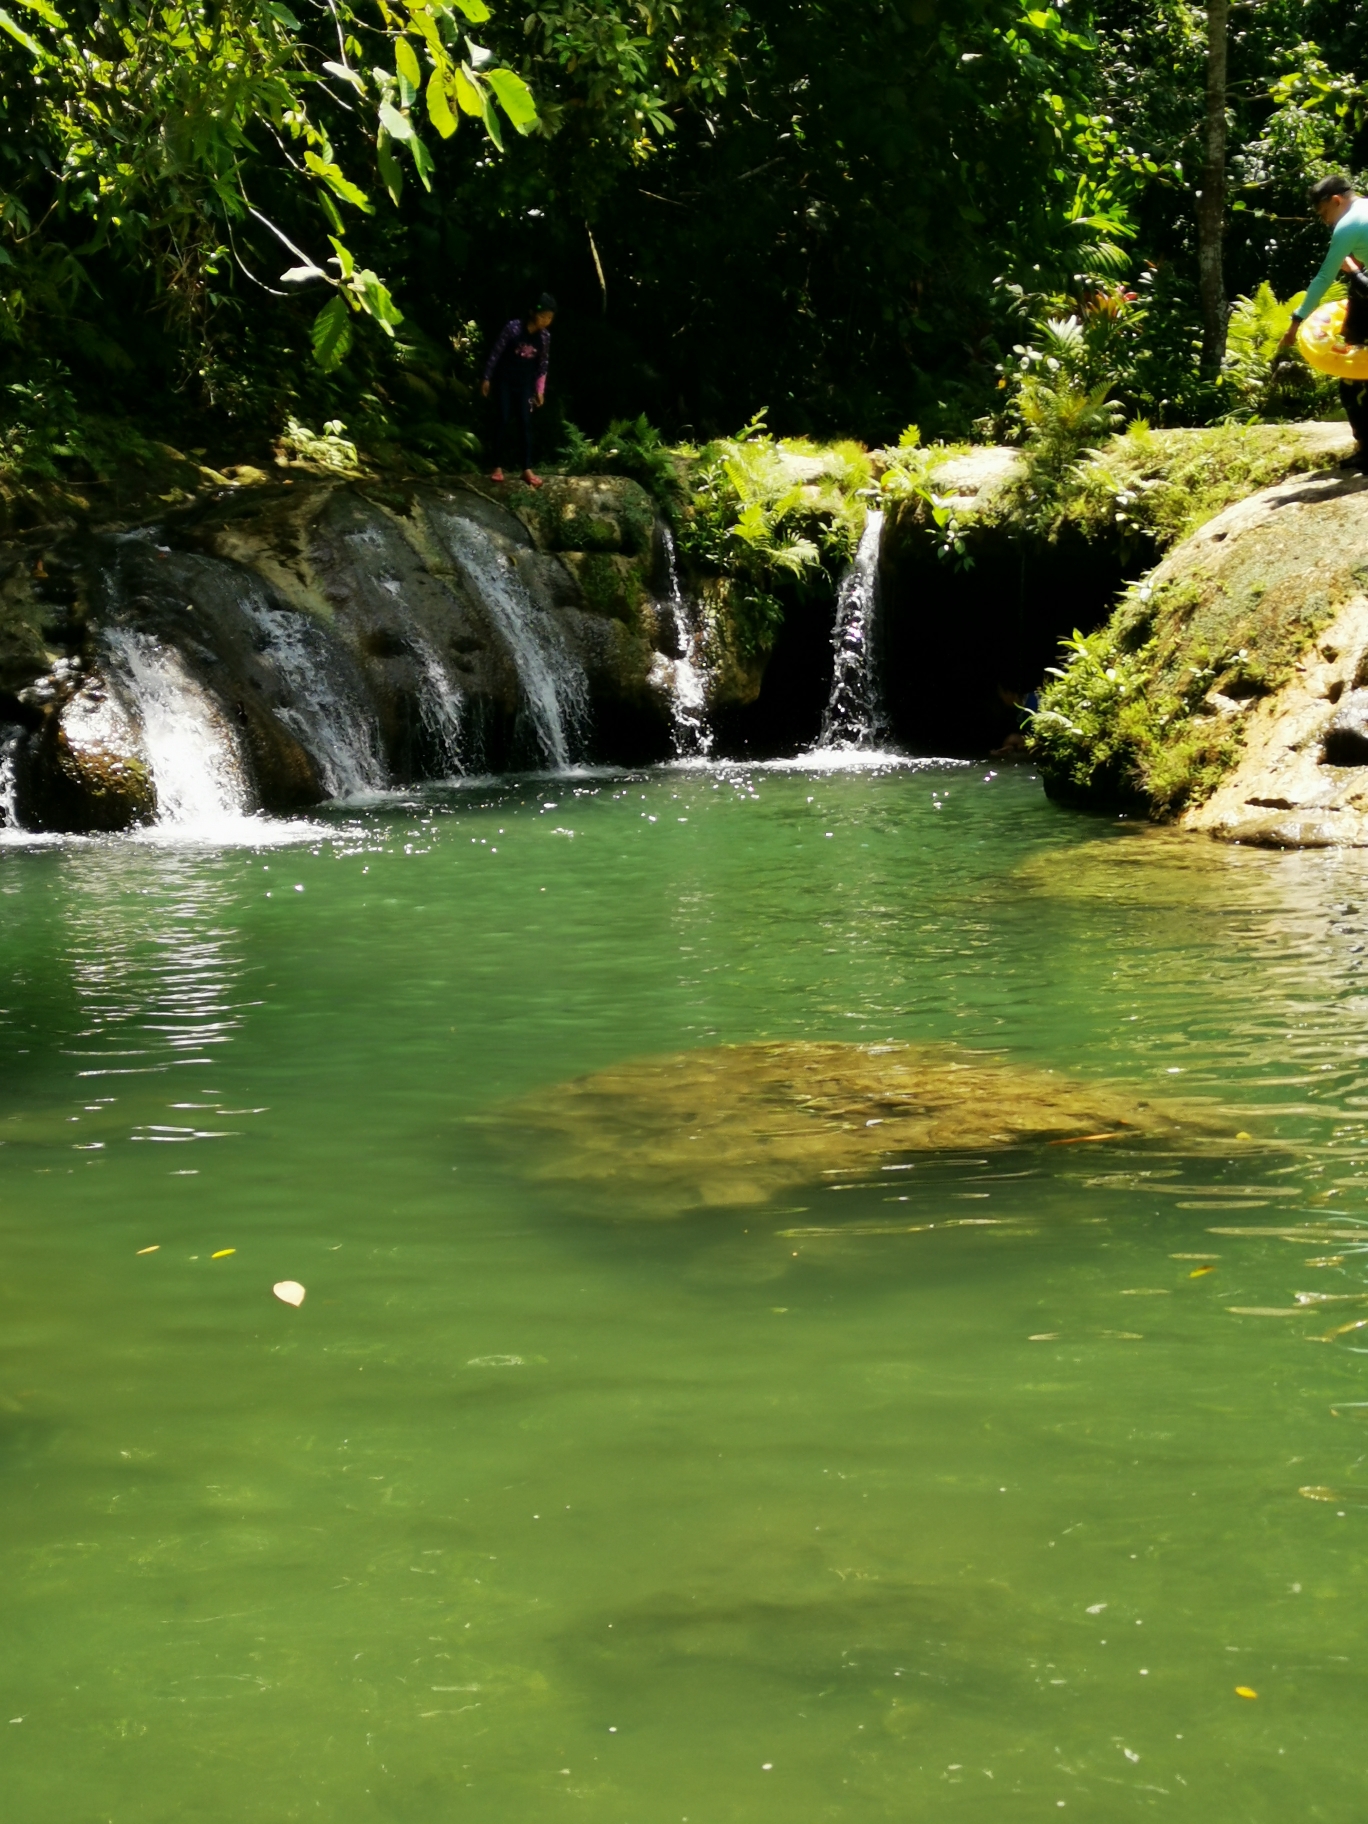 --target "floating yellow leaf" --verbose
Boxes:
[1235,1132,1253,1141]
[1189,1264,1216,1277]
[136,1245,159,1255]
[1235,1686,1258,1700]
[211,1248,235,1259]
